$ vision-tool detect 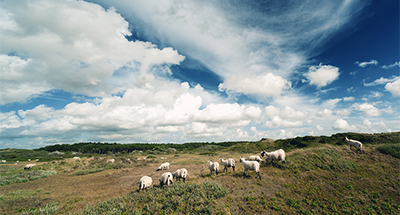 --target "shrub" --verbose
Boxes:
[377,144,400,159]
[0,170,57,186]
